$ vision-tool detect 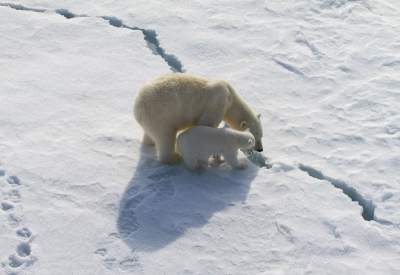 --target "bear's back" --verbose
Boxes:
[142,74,209,97]
[134,74,216,127]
